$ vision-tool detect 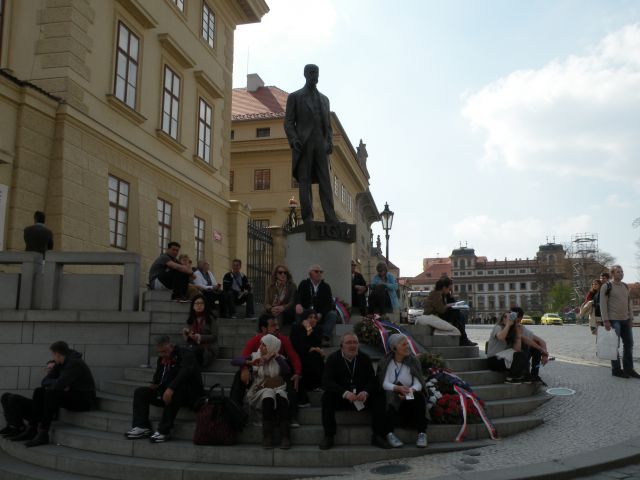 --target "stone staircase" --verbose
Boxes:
[0,292,551,479]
